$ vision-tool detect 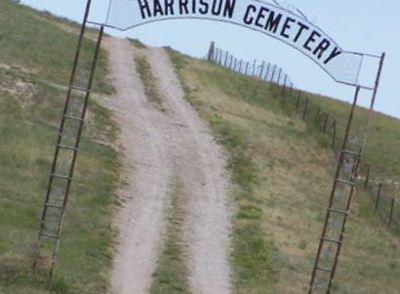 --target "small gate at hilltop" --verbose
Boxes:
[33,1,385,293]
